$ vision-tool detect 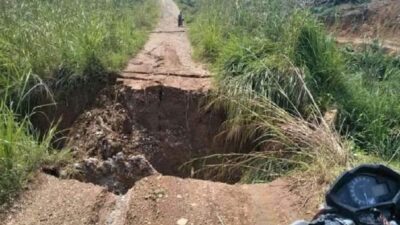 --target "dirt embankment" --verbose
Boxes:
[3,0,317,224]
[320,0,400,52]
